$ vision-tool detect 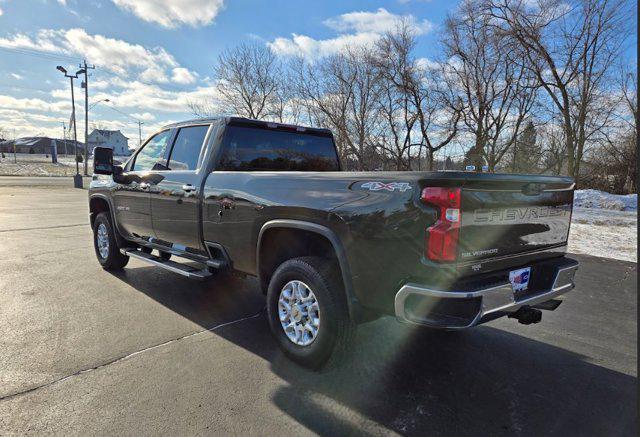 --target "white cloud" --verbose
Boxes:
[0,28,206,138]
[0,94,70,114]
[269,8,433,60]
[171,67,197,84]
[130,112,155,121]
[138,66,169,83]
[0,7,3,16]
[269,32,382,59]
[49,76,220,115]
[10,73,23,80]
[90,79,113,90]
[416,57,440,71]
[0,28,191,84]
[57,0,67,5]
[397,0,433,3]
[111,0,225,28]
[99,80,219,113]
[323,8,432,35]
[63,28,178,78]
[0,29,63,53]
